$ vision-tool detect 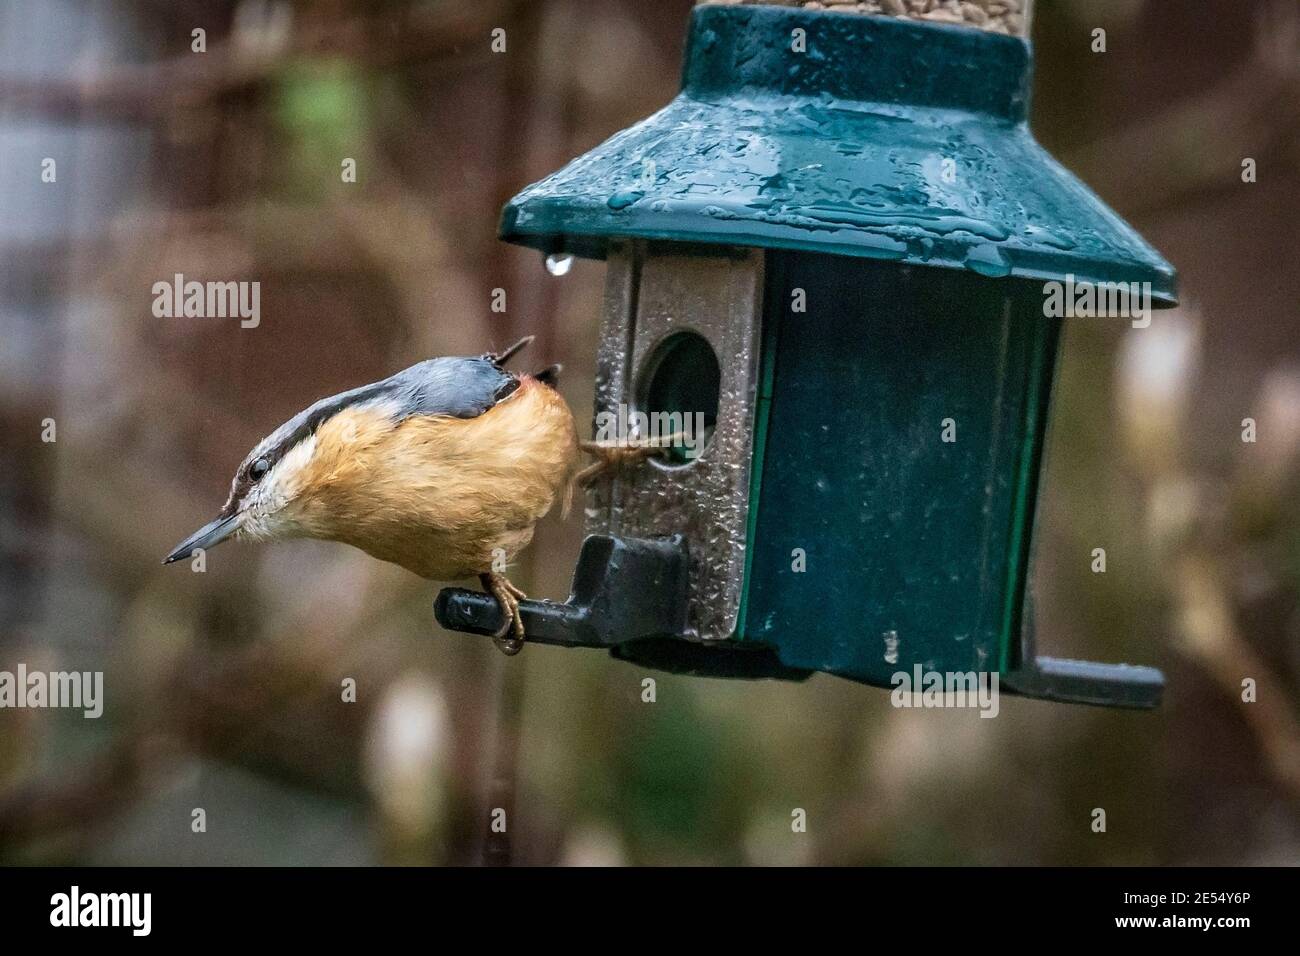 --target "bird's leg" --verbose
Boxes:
[576,431,688,489]
[480,571,527,656]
